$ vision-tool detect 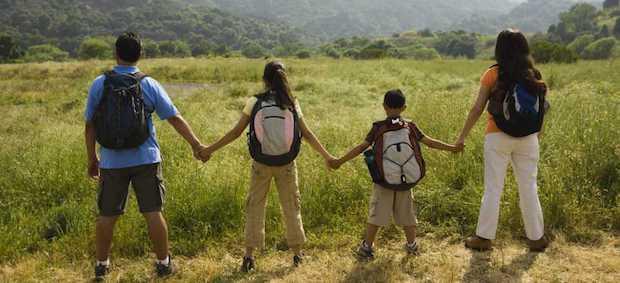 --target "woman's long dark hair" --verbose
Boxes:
[494,29,546,93]
[263,61,295,108]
